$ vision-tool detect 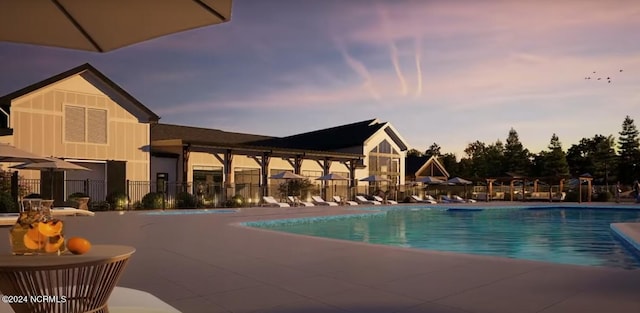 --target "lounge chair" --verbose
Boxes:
[452,195,476,203]
[410,195,437,204]
[0,213,17,226]
[108,287,181,312]
[52,207,96,216]
[355,195,381,205]
[440,195,465,203]
[311,196,338,206]
[287,196,314,207]
[333,196,358,205]
[372,195,398,204]
[262,196,290,207]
